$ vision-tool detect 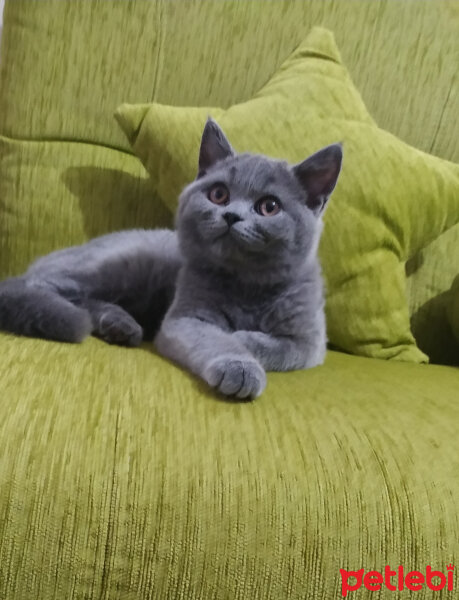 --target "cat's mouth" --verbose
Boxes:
[208,223,271,256]
[228,224,270,251]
